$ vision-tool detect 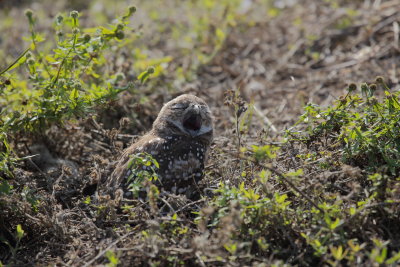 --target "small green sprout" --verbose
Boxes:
[115,30,124,40]
[375,76,384,84]
[56,14,64,25]
[128,6,137,14]
[83,33,91,43]
[26,58,35,65]
[115,73,125,83]
[70,10,79,19]
[147,66,155,74]
[58,78,66,87]
[347,83,357,92]
[24,9,33,23]
[116,23,124,31]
